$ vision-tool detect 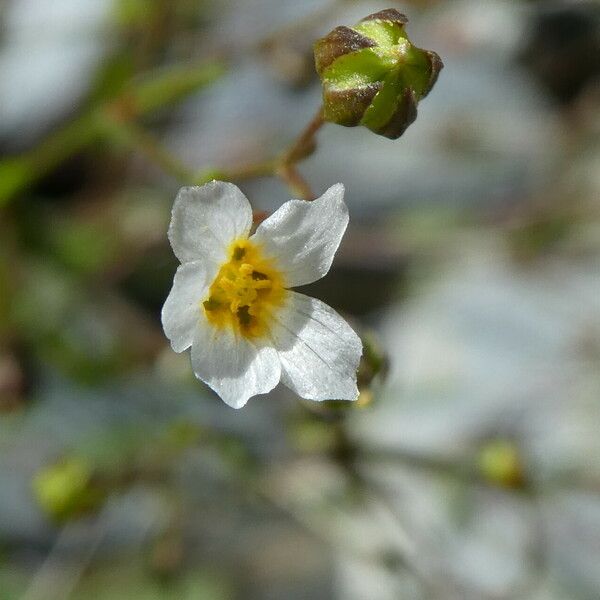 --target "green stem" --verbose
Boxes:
[110,105,325,199]
[280,107,325,165]
[113,120,197,183]
[195,107,326,199]
[276,164,315,200]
